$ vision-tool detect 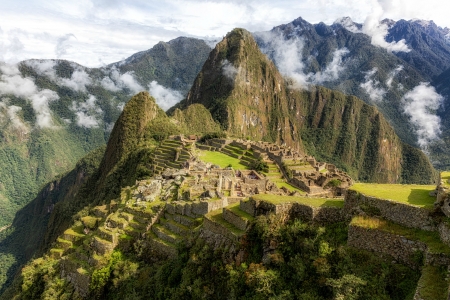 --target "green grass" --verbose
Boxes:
[350,183,436,208]
[273,181,307,194]
[206,209,244,236]
[251,194,344,208]
[64,227,85,237]
[441,171,450,188]
[416,265,449,300]
[81,216,100,229]
[227,202,254,221]
[198,150,247,169]
[351,216,450,254]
